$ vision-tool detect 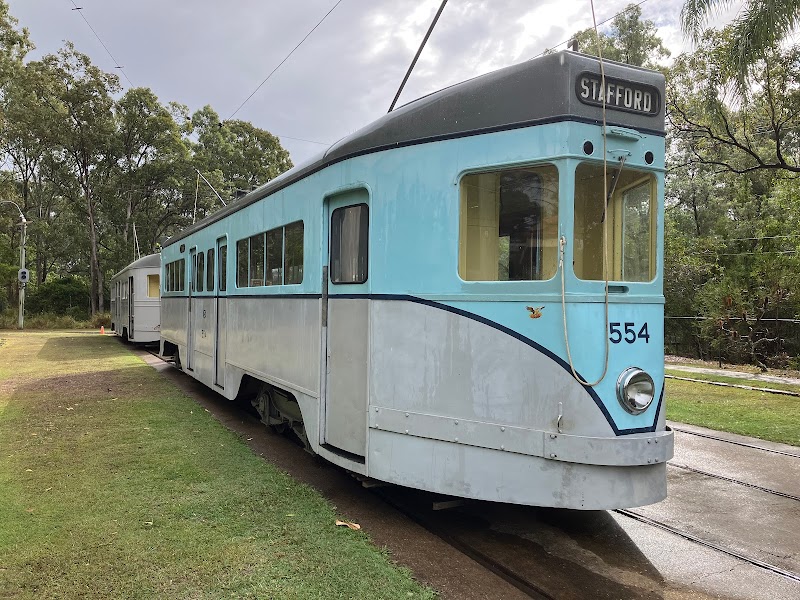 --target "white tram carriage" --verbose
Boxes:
[110,253,161,343]
[160,51,674,509]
